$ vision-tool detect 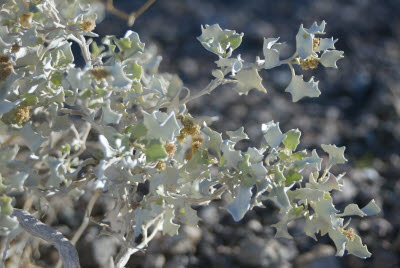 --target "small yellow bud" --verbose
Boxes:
[20,13,34,28]
[80,18,96,32]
